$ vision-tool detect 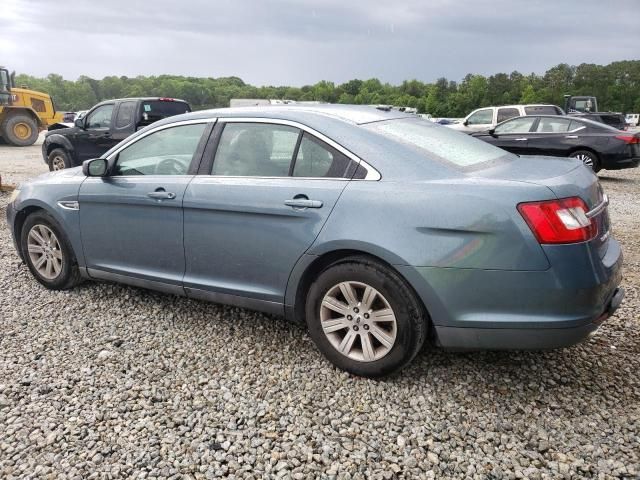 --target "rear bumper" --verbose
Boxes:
[434,287,624,350]
[398,237,624,350]
[601,155,640,170]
